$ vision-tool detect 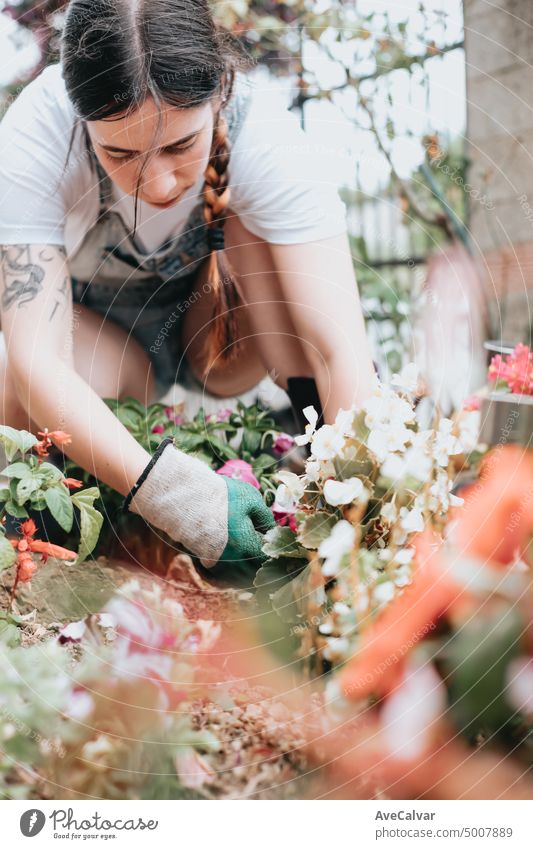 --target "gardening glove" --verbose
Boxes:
[123,437,275,571]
